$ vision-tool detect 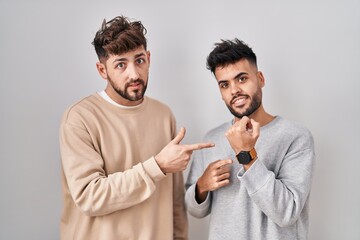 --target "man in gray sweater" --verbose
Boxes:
[185,39,315,240]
